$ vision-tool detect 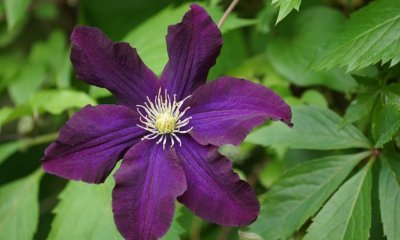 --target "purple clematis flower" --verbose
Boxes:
[42,4,292,240]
